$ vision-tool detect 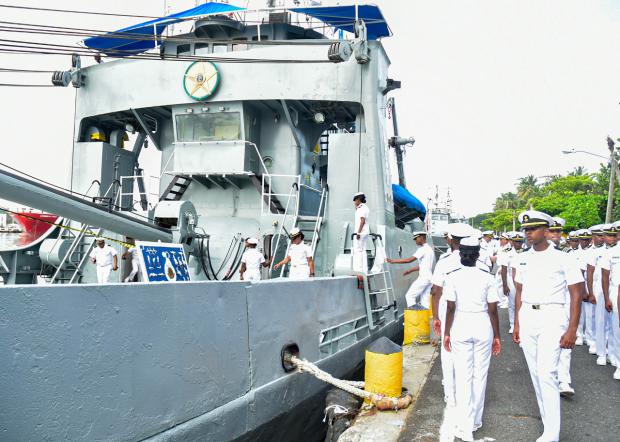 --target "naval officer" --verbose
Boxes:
[596,223,617,366]
[387,231,435,307]
[443,235,501,442]
[577,228,593,346]
[600,221,620,380]
[429,222,474,406]
[546,217,578,397]
[513,210,582,442]
[586,224,608,361]
[90,237,118,283]
[273,228,315,279]
[352,192,370,273]
[499,231,524,333]
[239,238,271,281]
